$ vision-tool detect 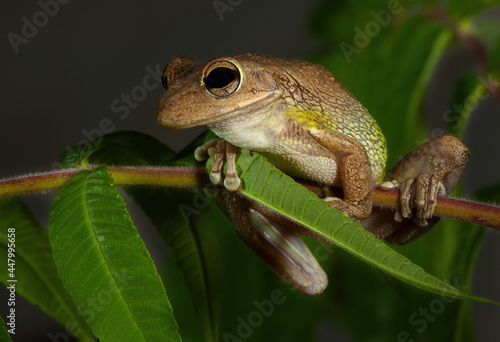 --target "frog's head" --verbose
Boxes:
[157,54,282,129]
